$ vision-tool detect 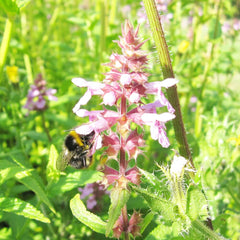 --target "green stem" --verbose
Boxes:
[192,219,225,240]
[143,0,194,168]
[41,111,52,142]
[0,17,14,82]
[109,0,117,24]
[122,205,129,240]
[23,54,33,84]
[174,179,186,216]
